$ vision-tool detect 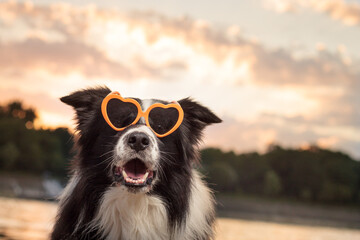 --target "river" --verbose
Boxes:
[0,197,359,240]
